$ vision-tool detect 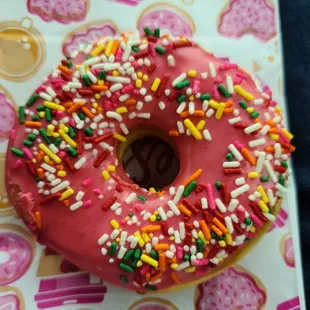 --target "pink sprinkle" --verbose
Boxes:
[121,85,133,94]
[176,246,183,260]
[53,83,64,89]
[56,111,65,120]
[236,72,248,80]
[83,200,93,208]
[233,139,245,151]
[58,151,66,158]
[212,86,220,100]
[238,206,246,223]
[133,89,140,96]
[82,177,92,187]
[131,61,138,69]
[270,100,277,107]
[194,259,209,267]
[214,77,222,84]
[120,219,127,225]
[134,204,143,212]
[69,118,76,127]
[93,188,101,195]
[140,264,150,276]
[250,213,263,228]
[37,85,46,92]
[150,268,156,275]
[23,148,33,159]
[278,130,290,144]
[234,77,243,85]
[13,160,22,169]
[148,43,156,58]
[115,47,122,62]
[102,100,112,111]
[192,79,200,95]
[111,91,121,103]
[166,42,173,53]
[10,129,16,139]
[206,184,215,211]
